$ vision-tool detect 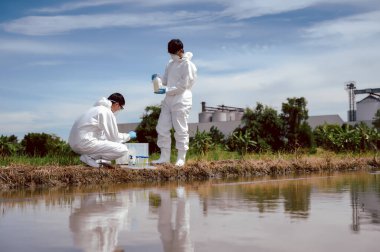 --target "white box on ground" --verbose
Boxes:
[116,143,155,169]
